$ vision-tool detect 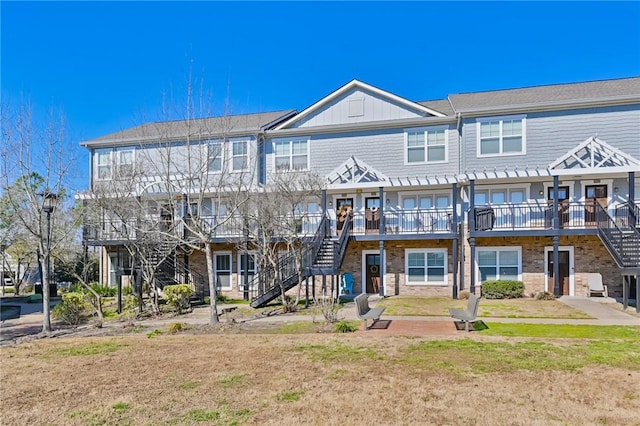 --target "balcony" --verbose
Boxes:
[469,202,622,233]
[341,208,453,236]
